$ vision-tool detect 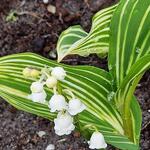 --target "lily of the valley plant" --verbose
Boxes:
[0,0,150,149]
